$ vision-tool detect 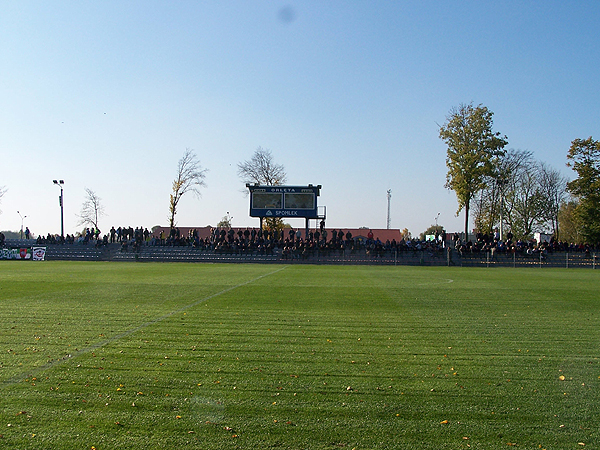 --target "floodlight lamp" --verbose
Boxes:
[59,180,64,184]
[53,180,58,184]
